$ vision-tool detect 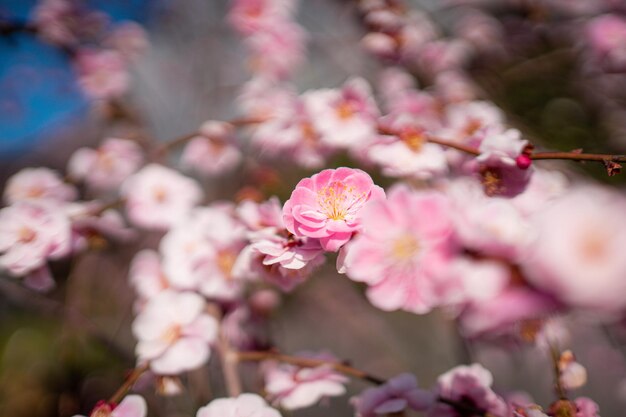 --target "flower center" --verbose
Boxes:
[336,101,356,120]
[153,186,168,203]
[400,128,425,152]
[479,167,505,196]
[161,325,181,344]
[217,250,237,278]
[317,181,364,221]
[391,234,420,261]
[18,227,37,243]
